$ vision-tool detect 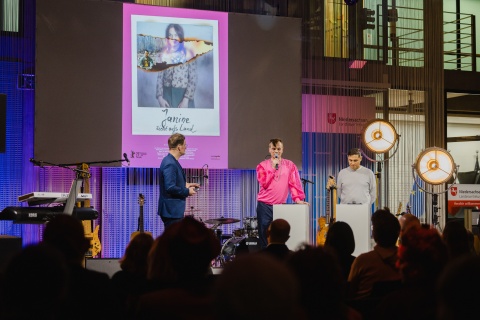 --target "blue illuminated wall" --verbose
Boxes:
[0,0,38,245]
